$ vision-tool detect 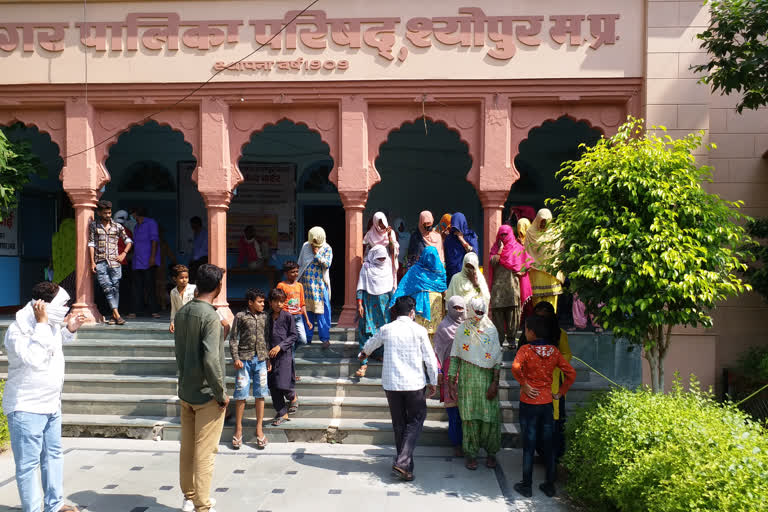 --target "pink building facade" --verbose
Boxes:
[1,0,766,392]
